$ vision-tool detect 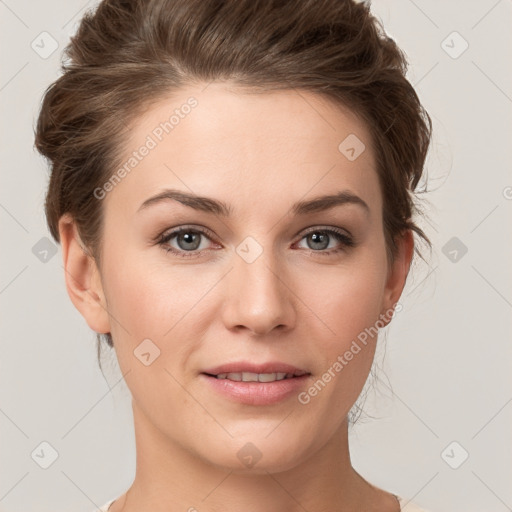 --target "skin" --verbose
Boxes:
[59,82,413,512]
